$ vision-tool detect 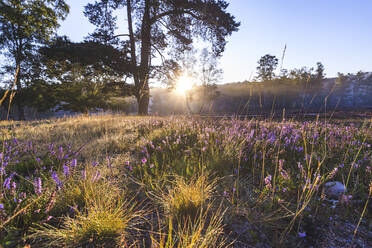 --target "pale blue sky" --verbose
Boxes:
[58,0,372,83]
